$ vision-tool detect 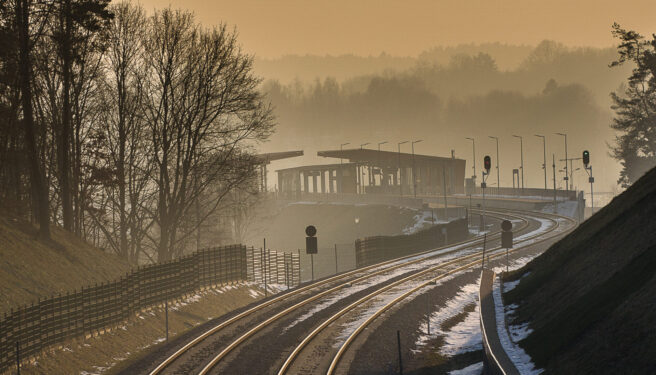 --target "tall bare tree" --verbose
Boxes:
[143,8,273,261]
[96,1,152,263]
[16,0,50,239]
